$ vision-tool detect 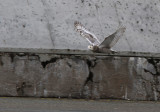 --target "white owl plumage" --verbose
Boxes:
[74,21,100,46]
[74,21,126,53]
